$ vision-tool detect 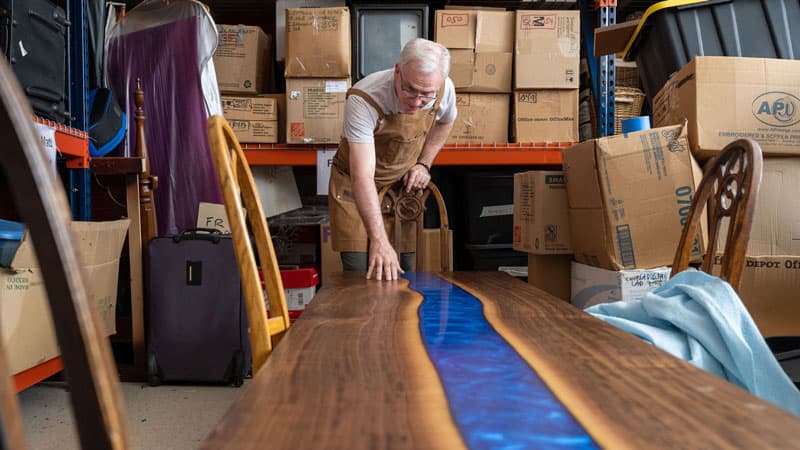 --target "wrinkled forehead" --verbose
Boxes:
[399,62,442,92]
